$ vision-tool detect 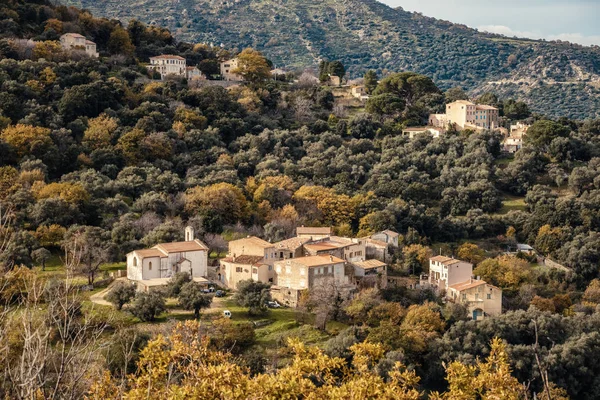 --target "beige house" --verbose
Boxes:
[371,230,400,247]
[352,259,387,289]
[351,86,369,101]
[274,255,349,291]
[220,58,243,81]
[447,279,502,320]
[186,66,205,81]
[60,33,98,58]
[510,122,530,138]
[430,100,499,131]
[303,236,366,263]
[296,226,331,240]
[148,55,186,79]
[361,238,391,263]
[219,236,278,288]
[428,255,473,292]
[402,126,444,139]
[127,226,209,291]
[273,237,311,260]
[503,136,524,153]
